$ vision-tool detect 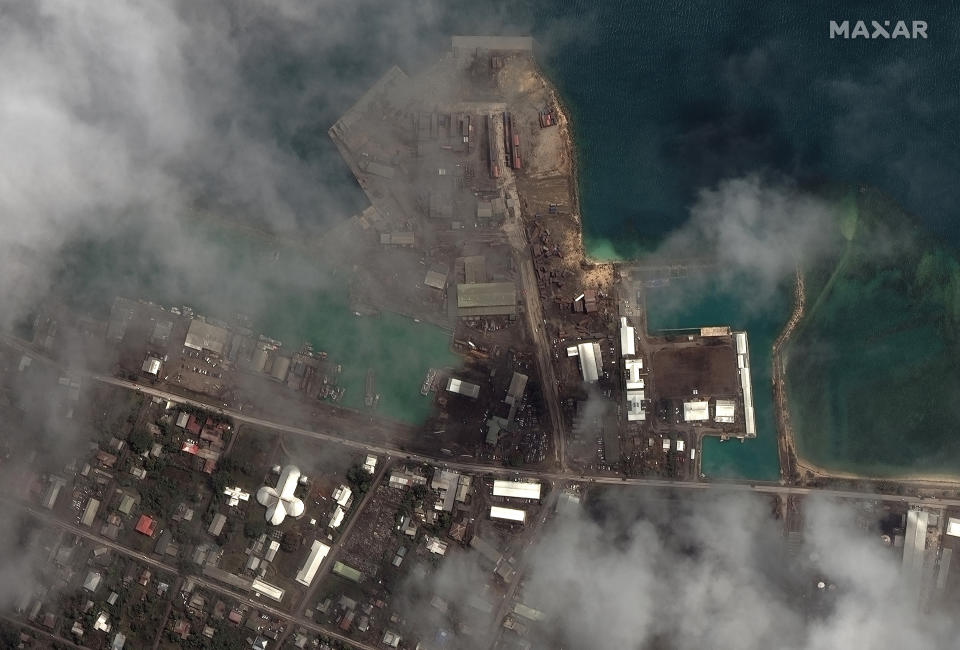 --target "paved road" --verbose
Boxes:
[9,502,378,650]
[90,374,960,507]
[7,336,960,508]
[504,215,567,471]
